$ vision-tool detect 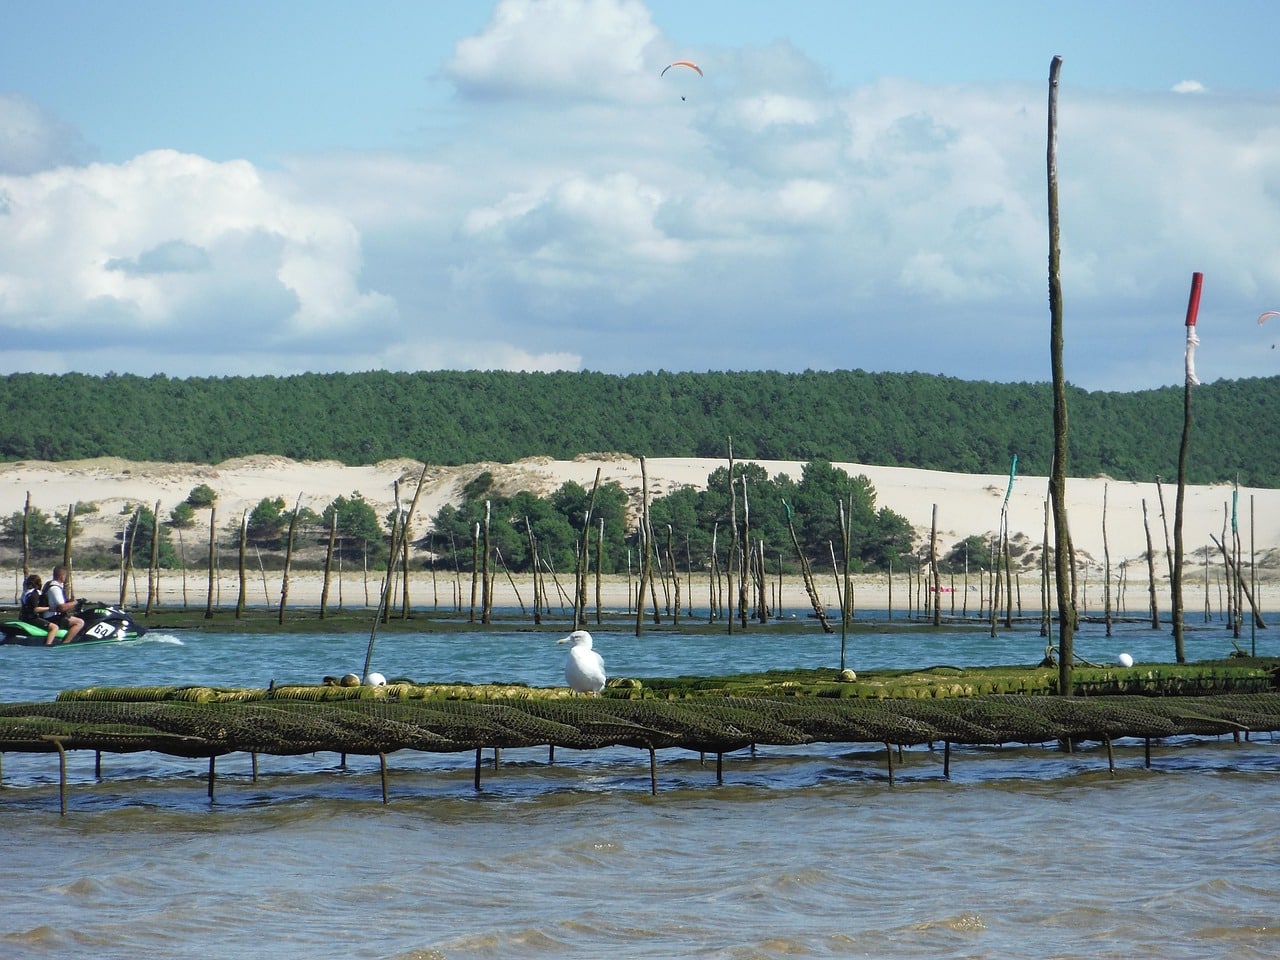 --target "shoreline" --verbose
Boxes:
[3,454,1276,617]
[60,568,1272,620]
